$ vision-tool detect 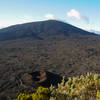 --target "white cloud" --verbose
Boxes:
[67,9,89,23]
[45,14,57,20]
[89,29,100,34]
